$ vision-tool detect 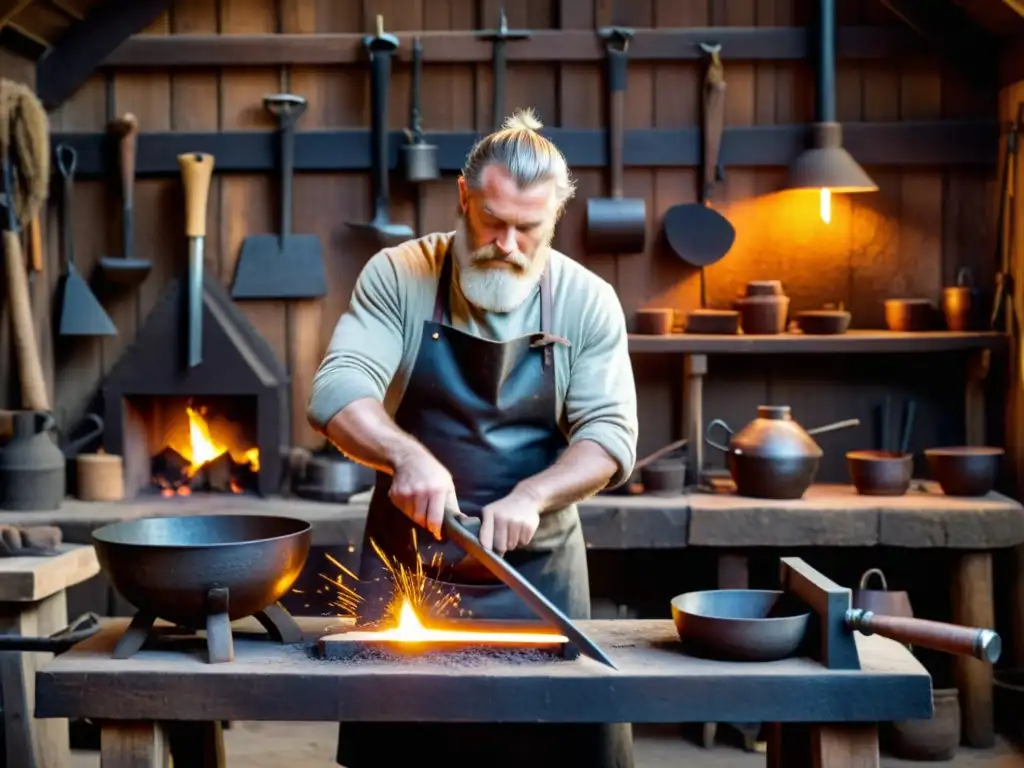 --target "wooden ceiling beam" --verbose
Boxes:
[0,22,46,59]
[0,0,36,28]
[45,0,84,21]
[877,0,1000,87]
[1000,0,1024,17]
[35,0,171,110]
